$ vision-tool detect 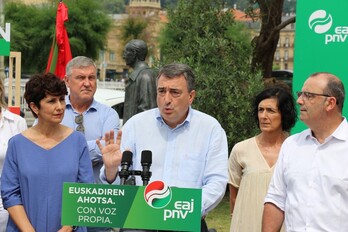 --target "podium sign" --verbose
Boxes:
[293,0,348,132]
[62,181,201,231]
